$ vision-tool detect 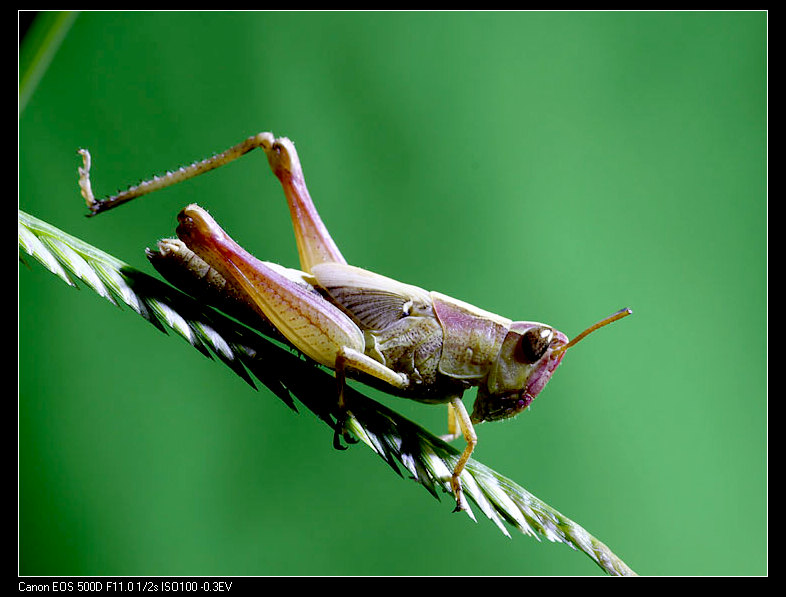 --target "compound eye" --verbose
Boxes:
[516,326,554,364]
